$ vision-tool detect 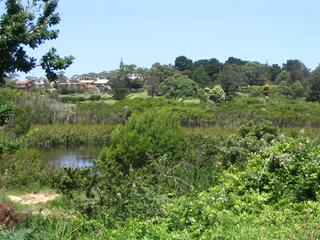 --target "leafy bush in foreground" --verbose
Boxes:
[98,111,185,171]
